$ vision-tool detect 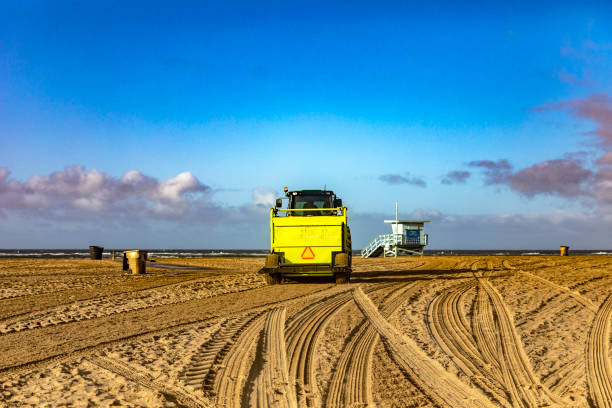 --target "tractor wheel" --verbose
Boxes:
[347,227,353,267]
[265,273,281,285]
[263,255,281,284]
[265,253,279,268]
[335,270,349,284]
[335,252,349,267]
